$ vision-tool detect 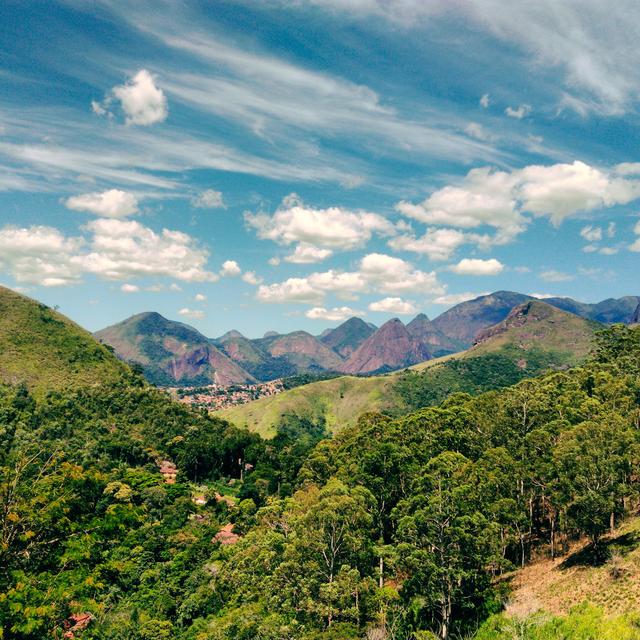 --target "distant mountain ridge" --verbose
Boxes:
[219,300,601,436]
[96,292,639,387]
